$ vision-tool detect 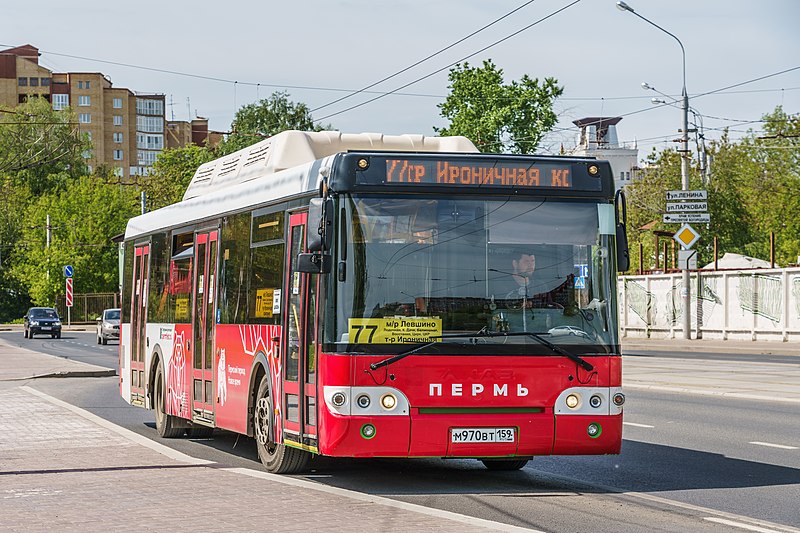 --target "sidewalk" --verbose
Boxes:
[1,337,799,531]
